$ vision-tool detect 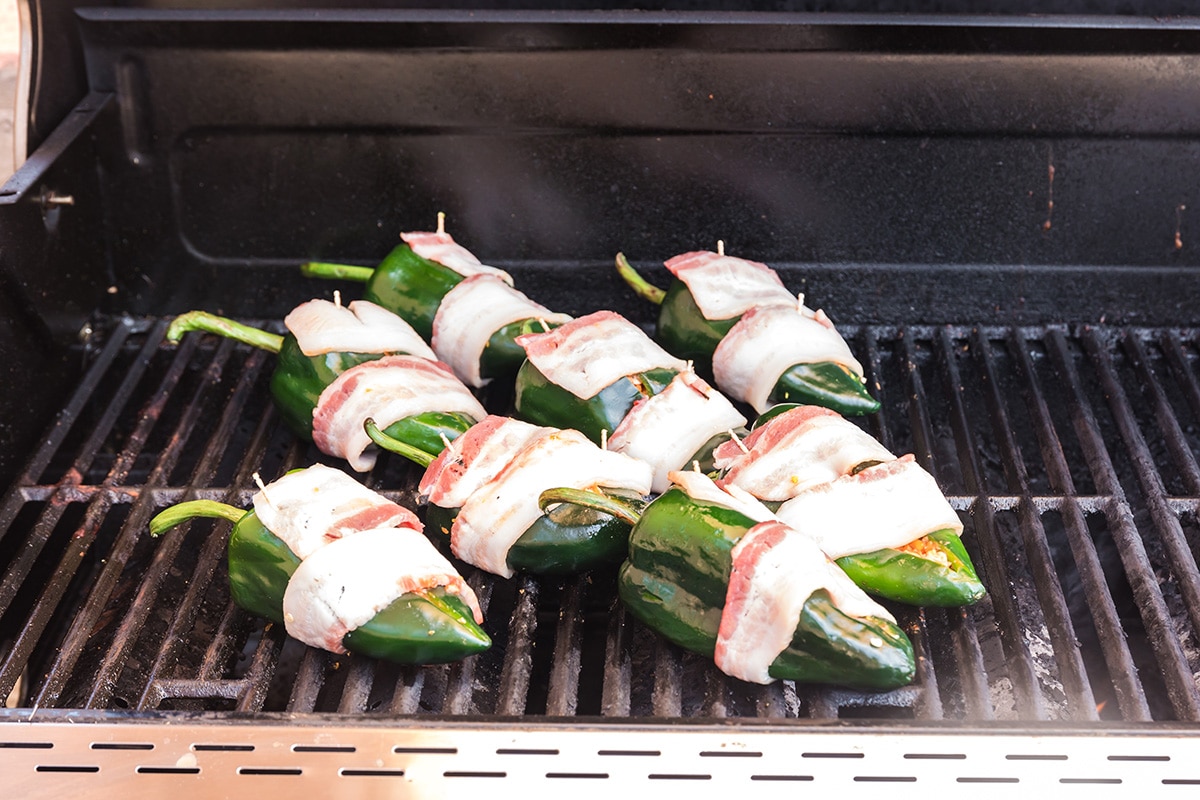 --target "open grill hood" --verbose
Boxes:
[4,7,1200,795]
